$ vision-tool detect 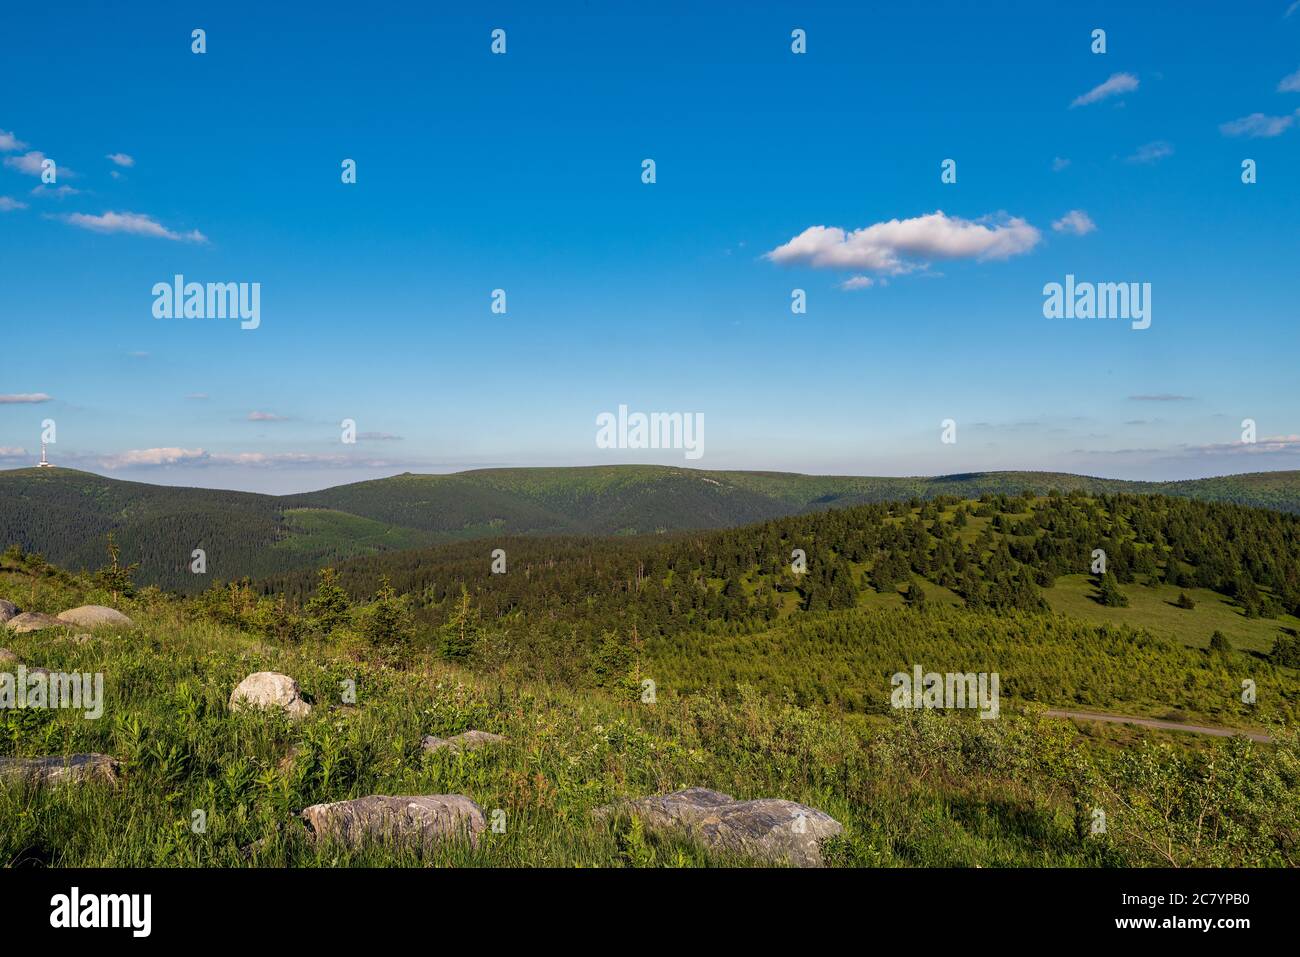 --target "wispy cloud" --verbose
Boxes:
[1070,72,1139,108]
[59,210,207,243]
[0,129,27,151]
[358,431,404,441]
[1051,157,1071,172]
[1187,434,1300,455]
[0,196,27,212]
[3,150,52,175]
[247,411,290,422]
[185,393,210,401]
[1051,210,1096,235]
[0,393,52,404]
[95,448,417,470]
[106,152,134,168]
[767,210,1040,275]
[1129,394,1194,402]
[1219,109,1299,138]
[0,447,29,459]
[838,275,881,290]
[30,184,80,198]
[1126,141,1173,164]
[99,448,209,468]
[1279,68,1300,93]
